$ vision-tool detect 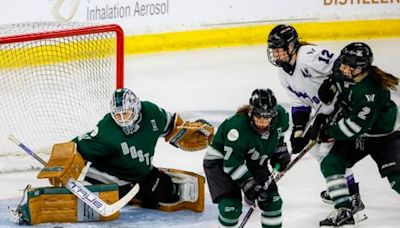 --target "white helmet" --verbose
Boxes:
[110,88,142,135]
